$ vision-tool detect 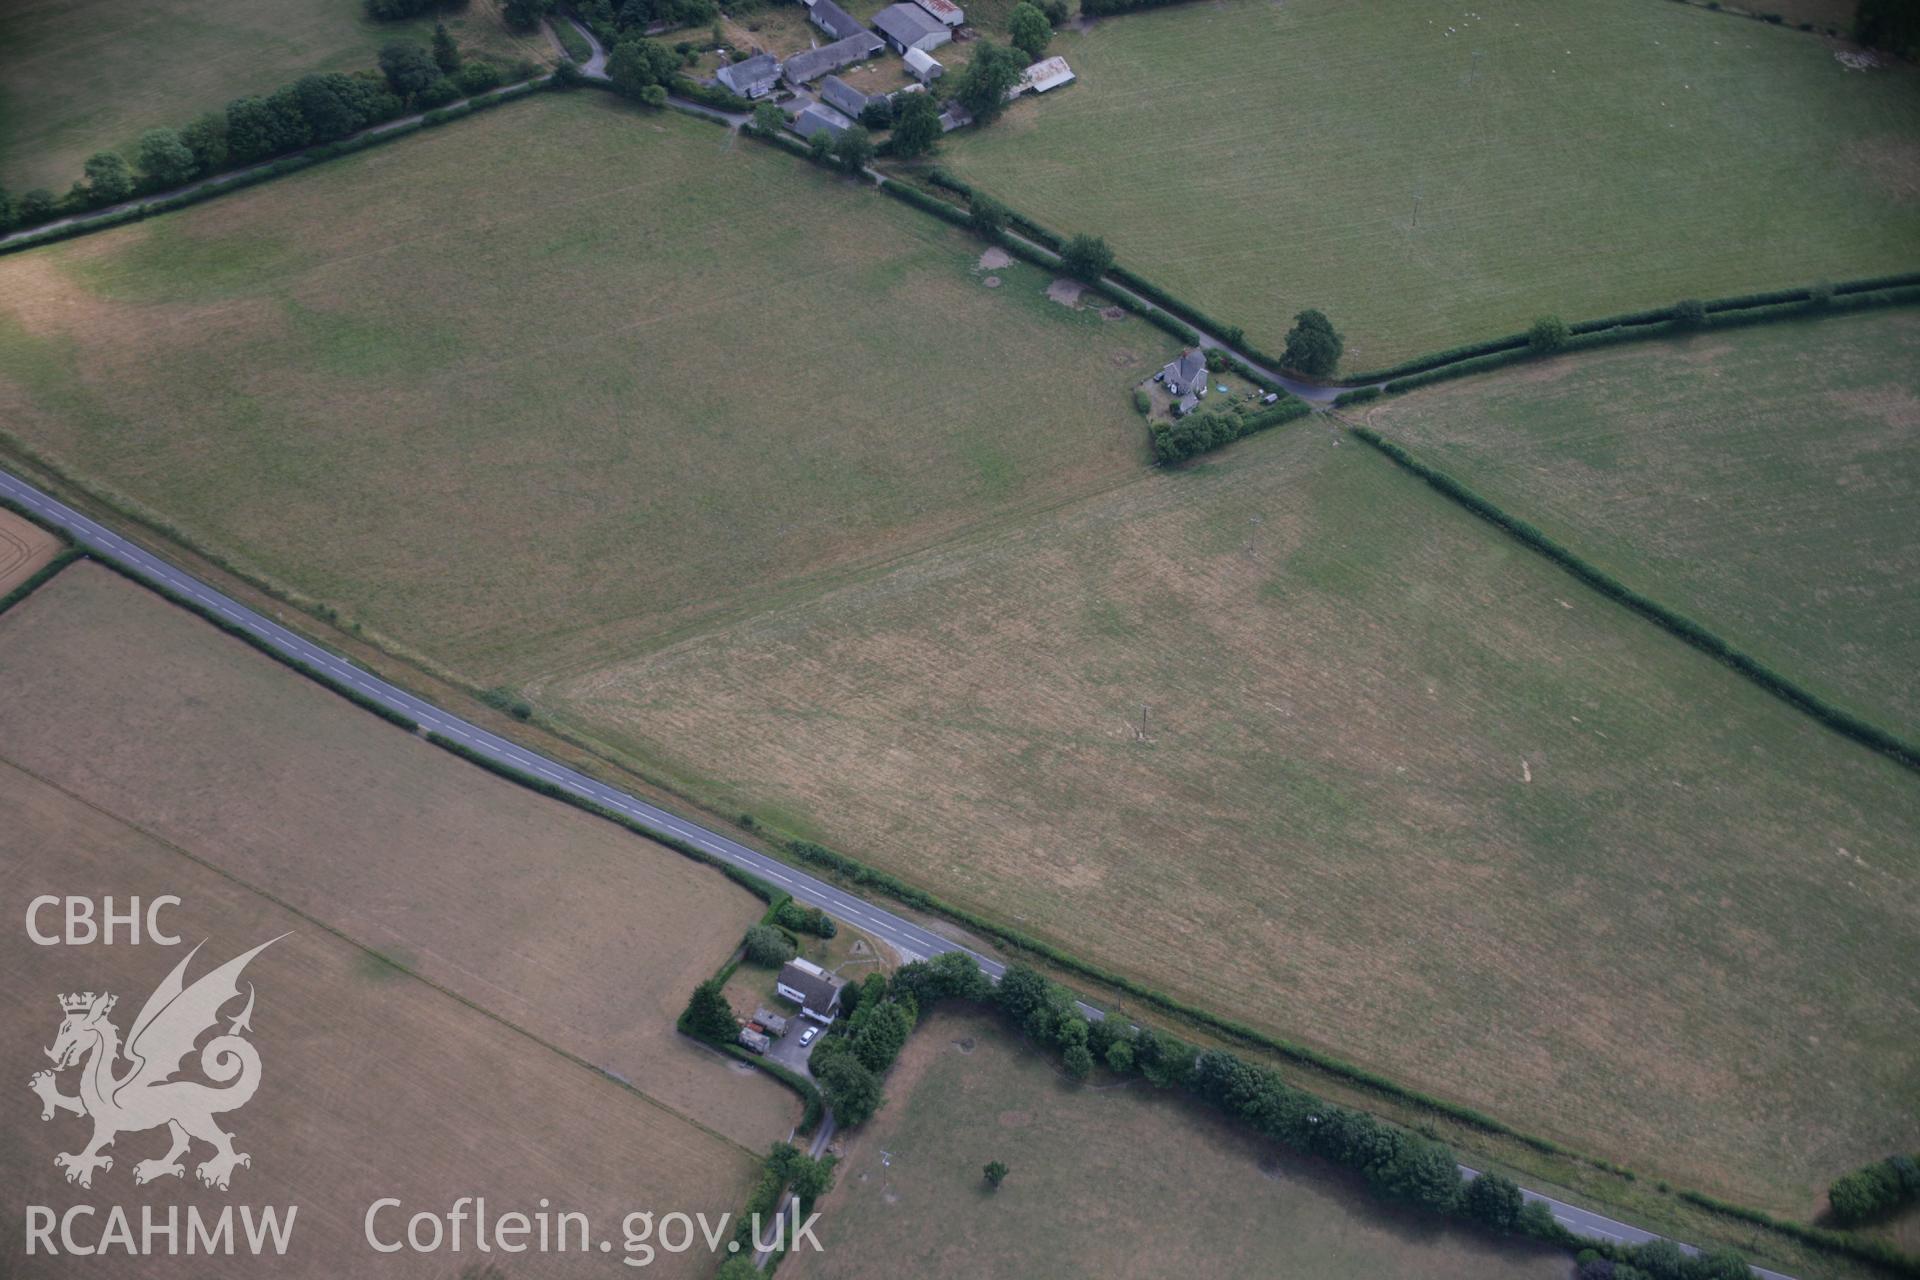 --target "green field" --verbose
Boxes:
[4,50,1918,1229]
[0,93,1176,682]
[938,0,1920,367]
[787,1011,1570,1280]
[548,422,1920,1214]
[1362,309,1920,739]
[0,0,551,193]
